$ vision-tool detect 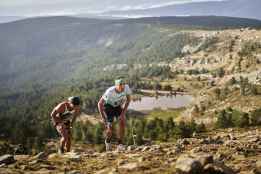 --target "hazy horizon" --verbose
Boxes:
[0,0,225,16]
